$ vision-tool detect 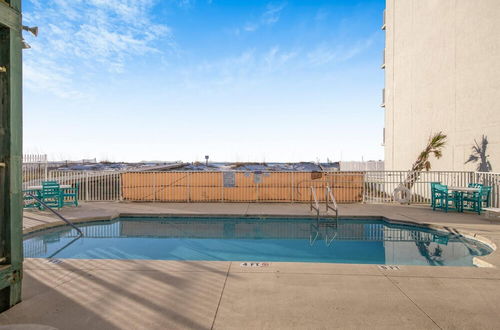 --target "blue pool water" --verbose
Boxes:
[23,217,492,266]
